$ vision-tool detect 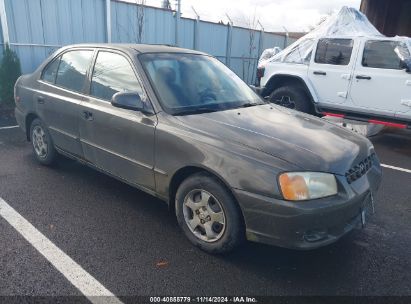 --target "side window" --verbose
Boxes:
[362,40,411,70]
[315,39,354,66]
[41,57,61,83]
[55,50,94,93]
[90,51,143,101]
